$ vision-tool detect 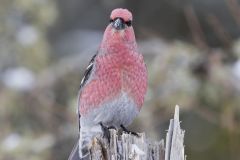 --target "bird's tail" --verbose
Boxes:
[68,141,80,160]
[79,125,102,160]
[79,130,91,160]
